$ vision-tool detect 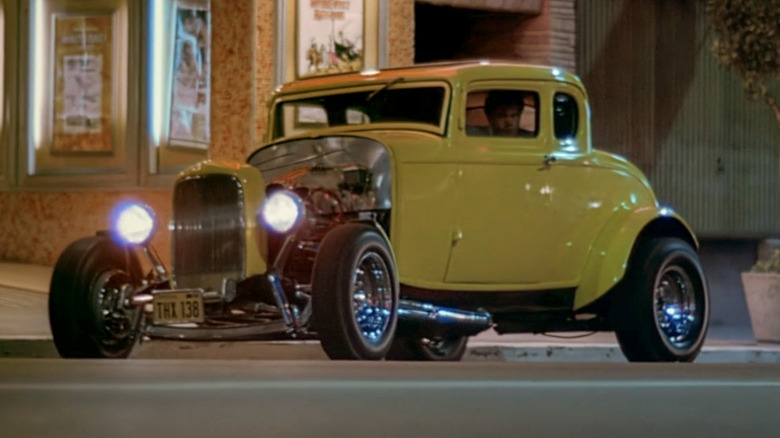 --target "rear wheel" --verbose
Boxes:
[386,336,468,361]
[312,223,399,360]
[612,238,709,362]
[49,236,143,358]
